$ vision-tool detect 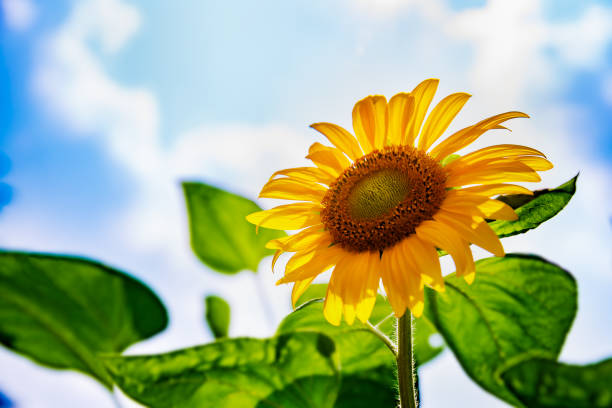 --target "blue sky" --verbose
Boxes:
[1,0,612,407]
